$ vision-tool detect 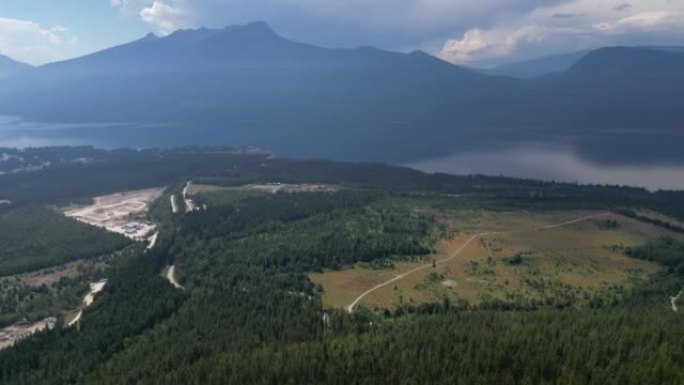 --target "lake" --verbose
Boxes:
[408,141,684,191]
[3,116,684,191]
